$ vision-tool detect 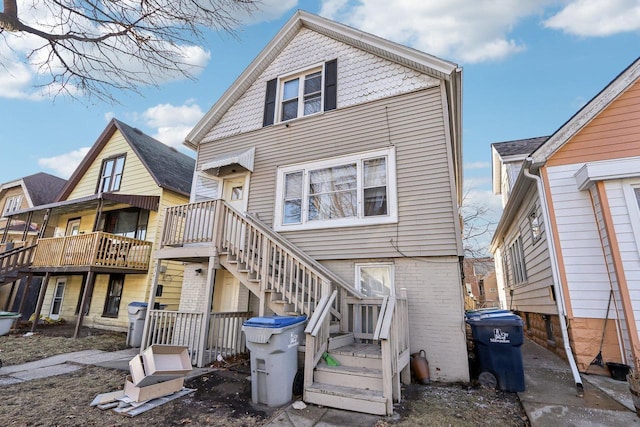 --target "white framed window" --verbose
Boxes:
[623,180,640,256]
[98,155,125,193]
[529,209,542,244]
[279,67,323,122]
[274,148,397,231]
[50,278,66,320]
[2,194,23,216]
[508,236,527,285]
[356,263,395,297]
